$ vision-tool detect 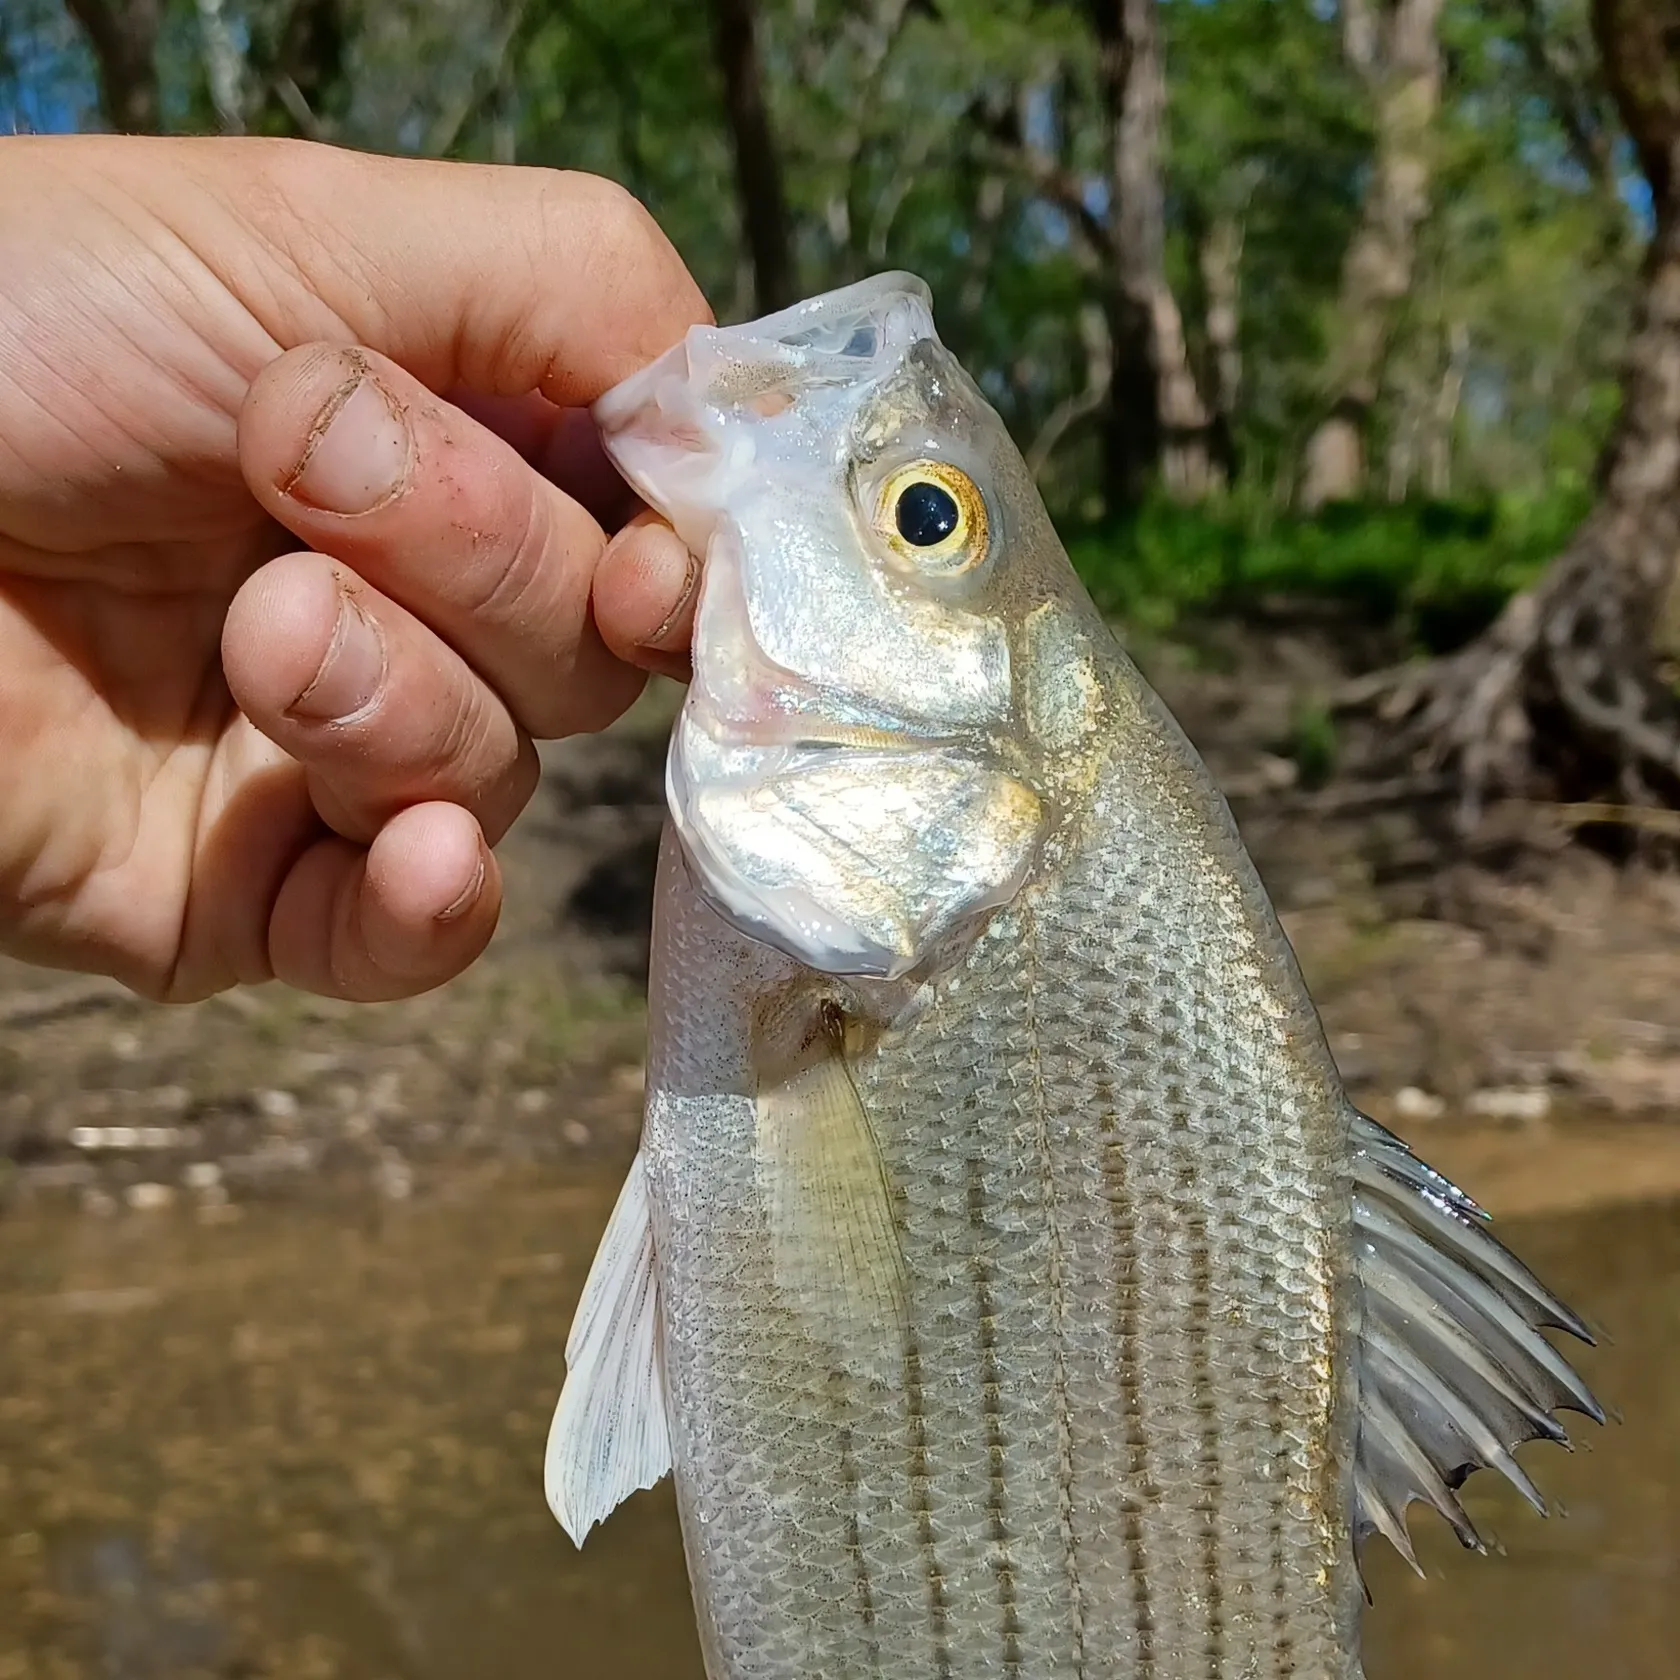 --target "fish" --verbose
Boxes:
[544,273,1602,1680]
